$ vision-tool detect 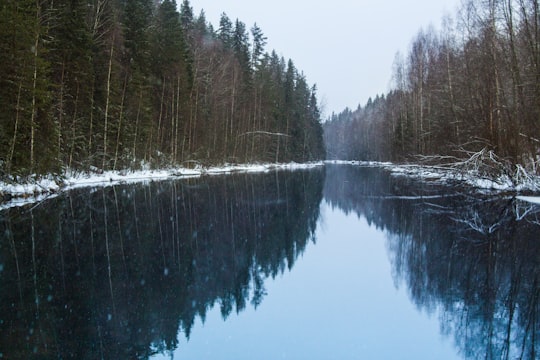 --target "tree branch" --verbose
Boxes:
[238,131,291,138]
